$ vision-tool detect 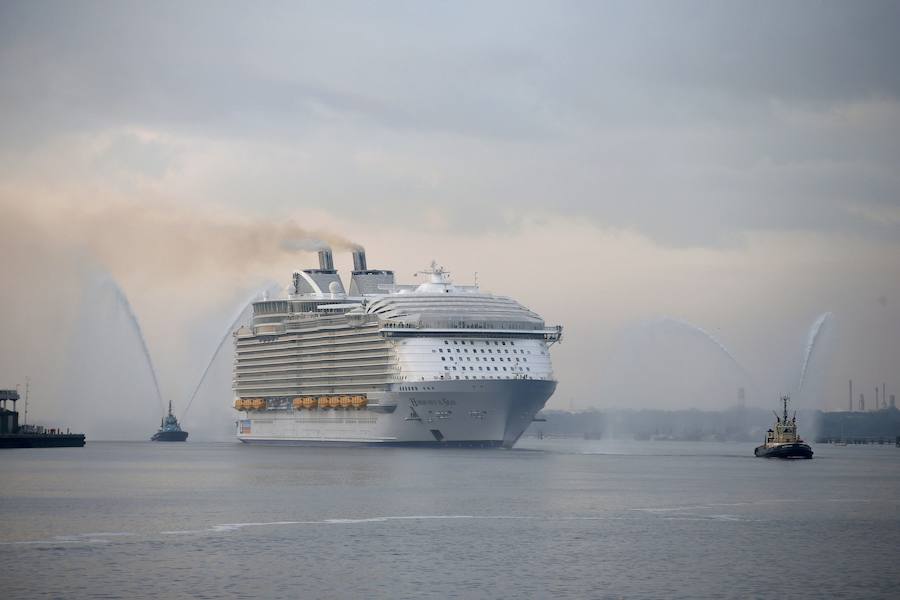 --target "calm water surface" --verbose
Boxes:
[1,439,898,599]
